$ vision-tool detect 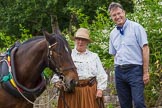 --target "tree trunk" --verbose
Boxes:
[51,15,61,35]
